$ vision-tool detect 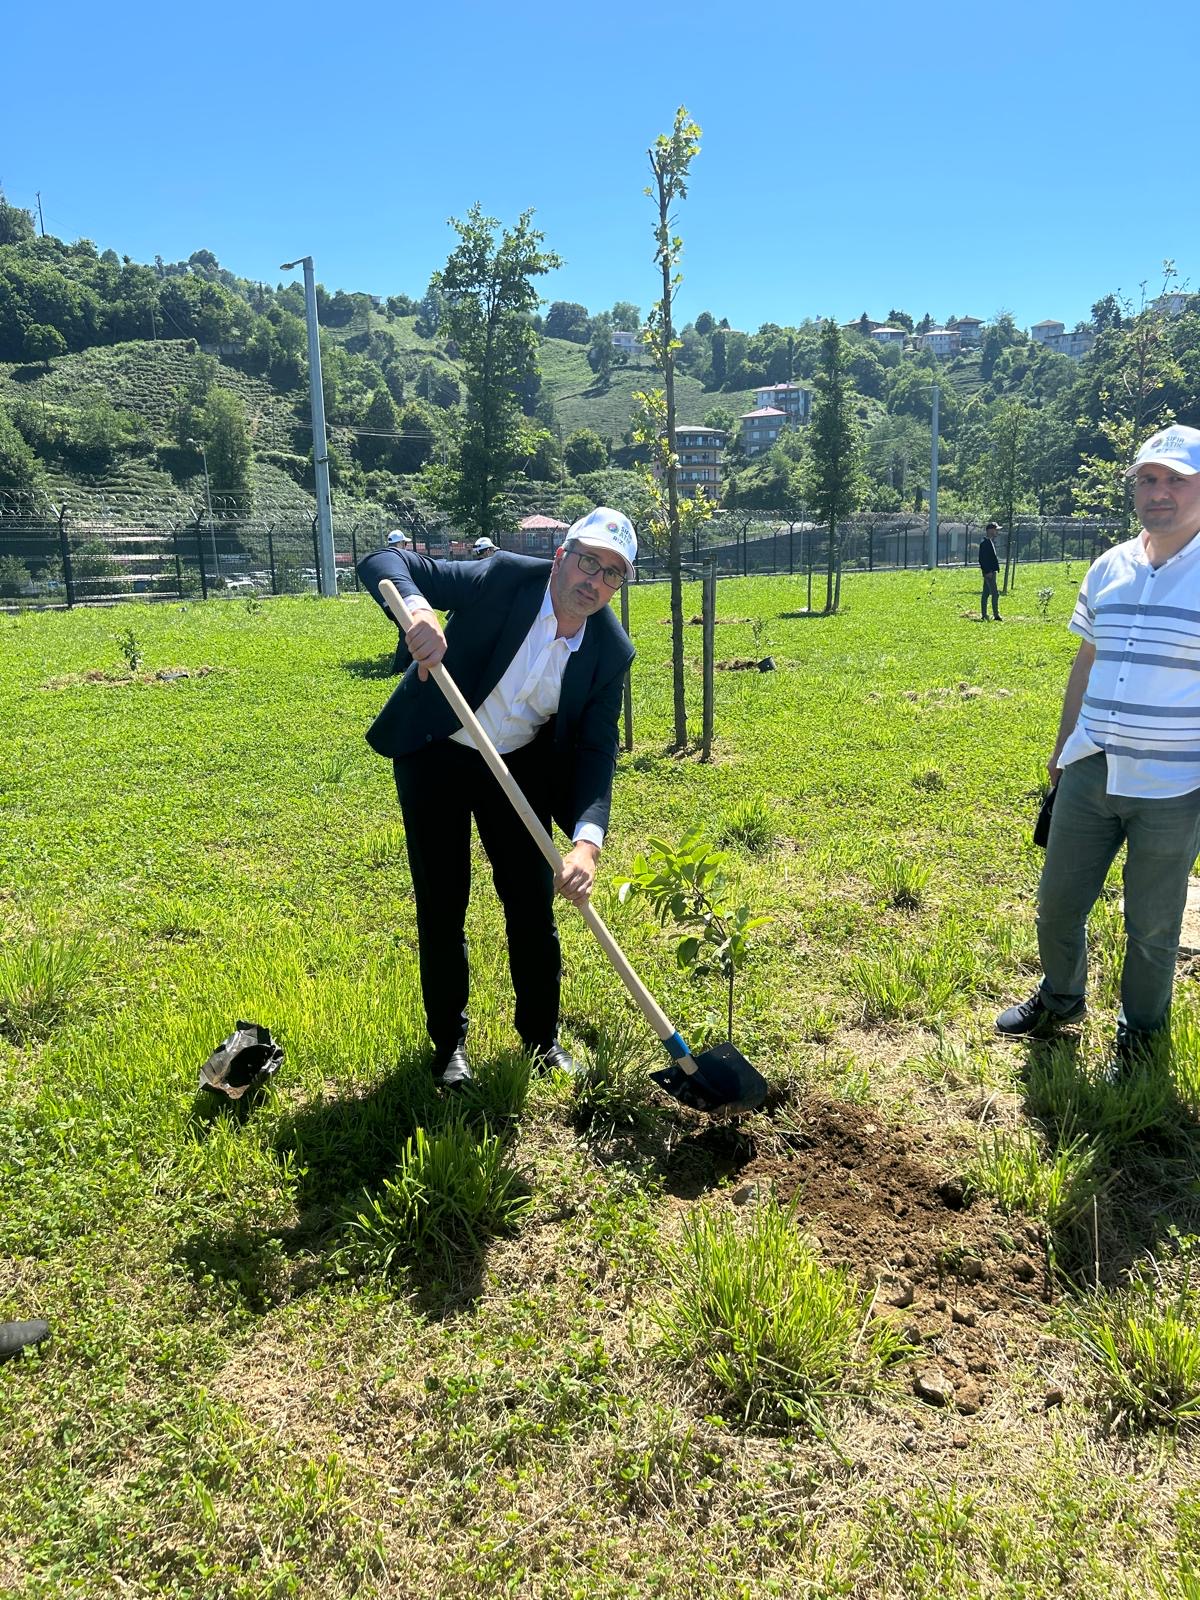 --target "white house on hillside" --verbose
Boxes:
[917,327,961,358]
[1030,320,1095,358]
[753,383,811,424]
